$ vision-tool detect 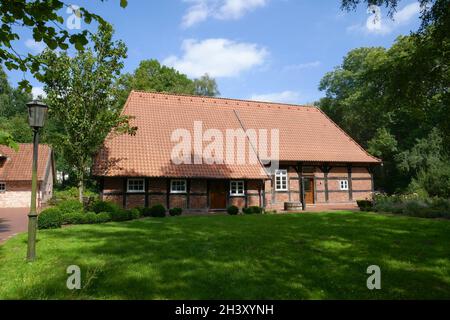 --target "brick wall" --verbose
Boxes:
[263,164,374,209]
